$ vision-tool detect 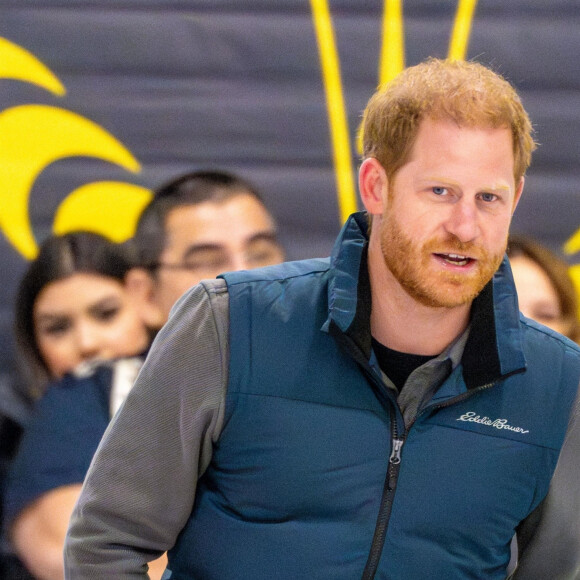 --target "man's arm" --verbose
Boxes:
[12,486,167,580]
[64,279,229,579]
[512,383,580,579]
[11,484,81,580]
